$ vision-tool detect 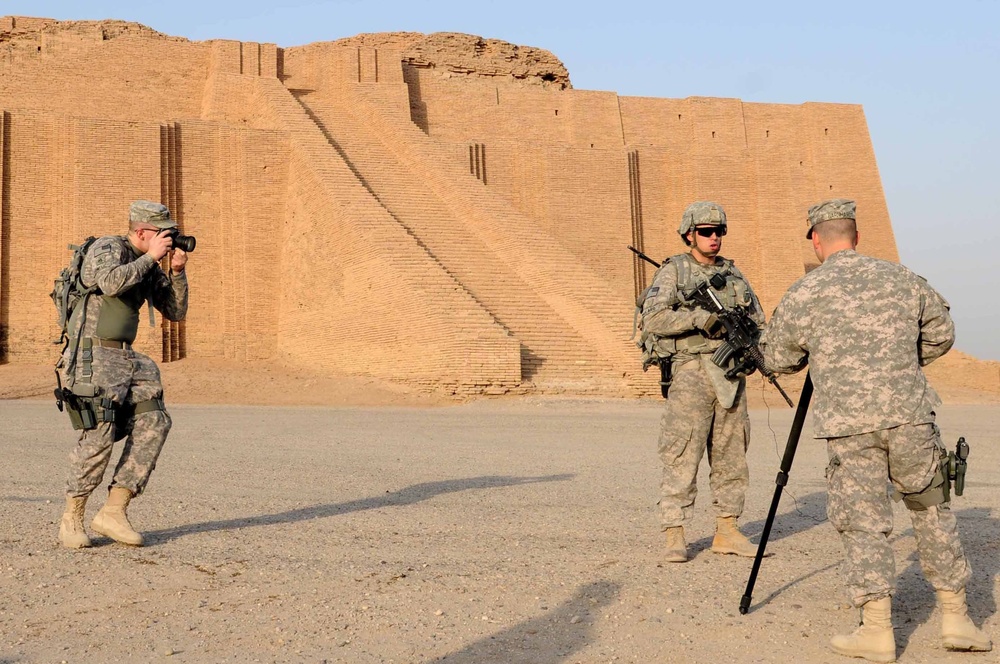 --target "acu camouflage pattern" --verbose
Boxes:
[826,423,970,607]
[805,198,856,238]
[761,248,969,608]
[760,250,953,438]
[128,200,177,228]
[678,201,728,237]
[66,347,173,497]
[641,253,764,529]
[642,253,765,408]
[62,236,187,348]
[59,234,188,498]
[656,359,750,528]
